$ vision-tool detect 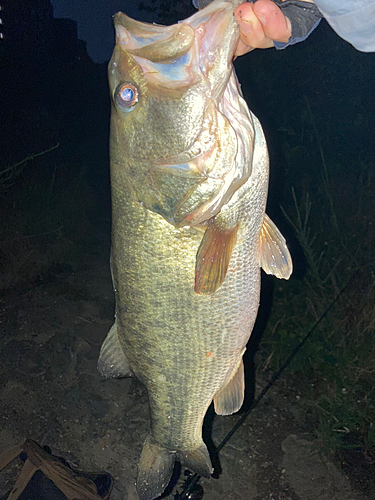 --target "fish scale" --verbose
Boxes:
[114,195,253,445]
[98,2,292,499]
